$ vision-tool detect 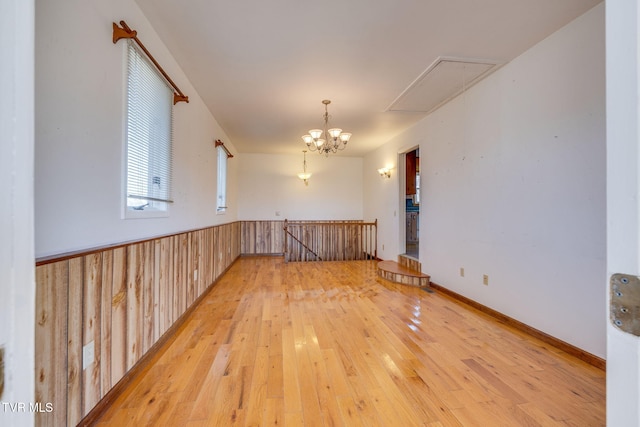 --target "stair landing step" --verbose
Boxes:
[377,260,431,288]
[398,254,421,274]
